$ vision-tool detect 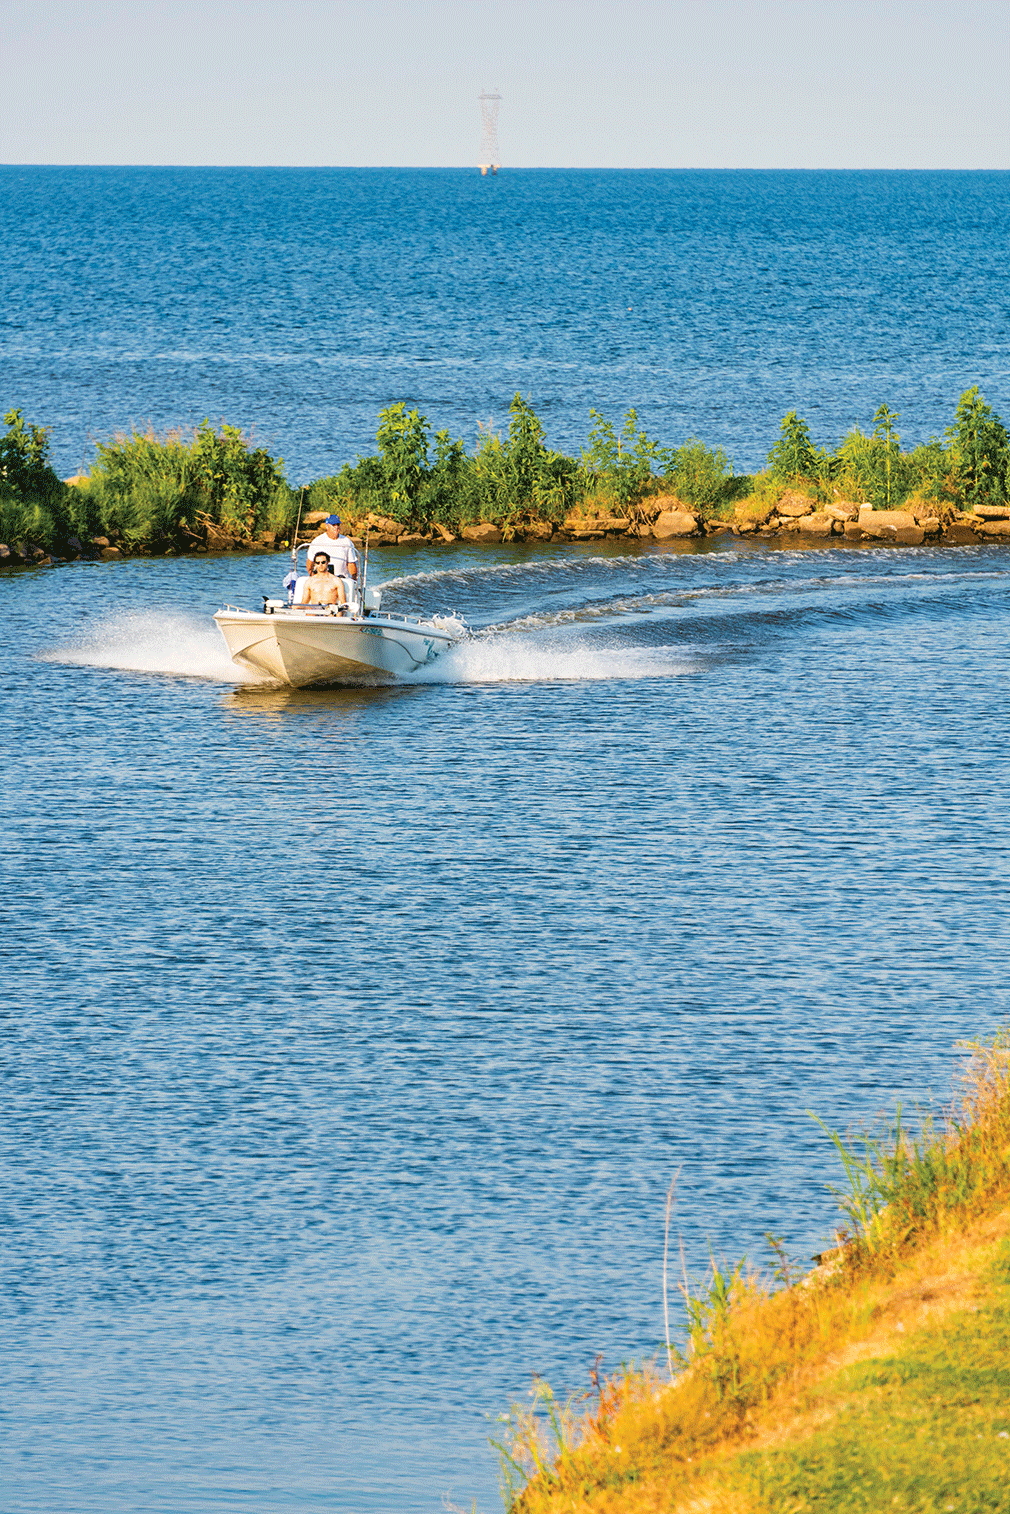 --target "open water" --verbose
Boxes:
[3,169,1010,1513]
[1,167,1008,475]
